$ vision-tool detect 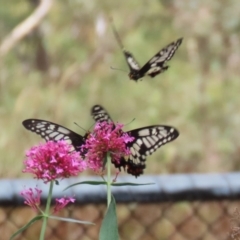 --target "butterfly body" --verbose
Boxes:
[22,119,88,154]
[91,105,179,177]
